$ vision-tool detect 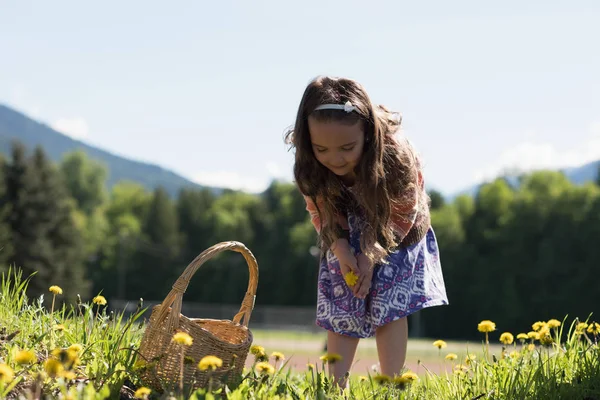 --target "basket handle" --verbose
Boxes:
[153,241,259,333]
